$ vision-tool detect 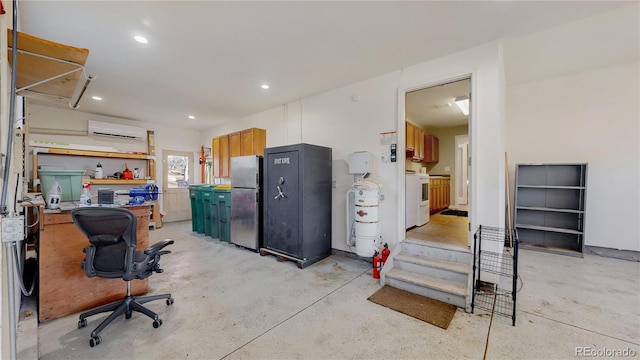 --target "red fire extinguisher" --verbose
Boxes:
[381,243,390,266]
[372,251,381,279]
